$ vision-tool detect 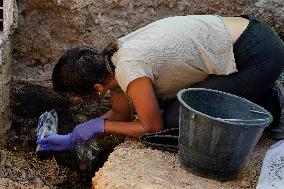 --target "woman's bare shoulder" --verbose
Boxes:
[222,17,250,44]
